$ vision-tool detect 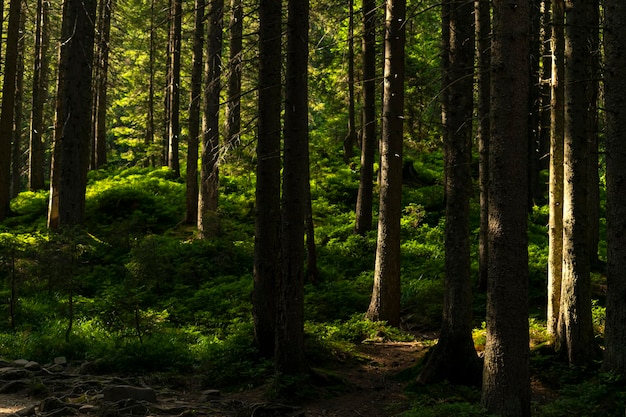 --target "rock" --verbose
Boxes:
[53,357,67,366]
[39,397,67,413]
[78,405,99,414]
[0,380,28,393]
[0,367,29,380]
[14,405,36,416]
[102,385,157,403]
[13,359,29,367]
[199,389,220,401]
[45,364,65,373]
[24,361,41,371]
